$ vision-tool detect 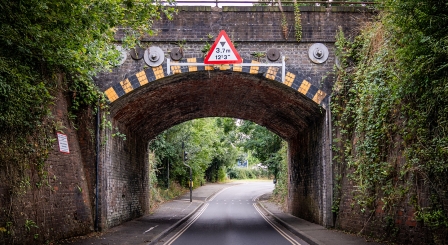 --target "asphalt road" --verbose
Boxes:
[159,182,309,245]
